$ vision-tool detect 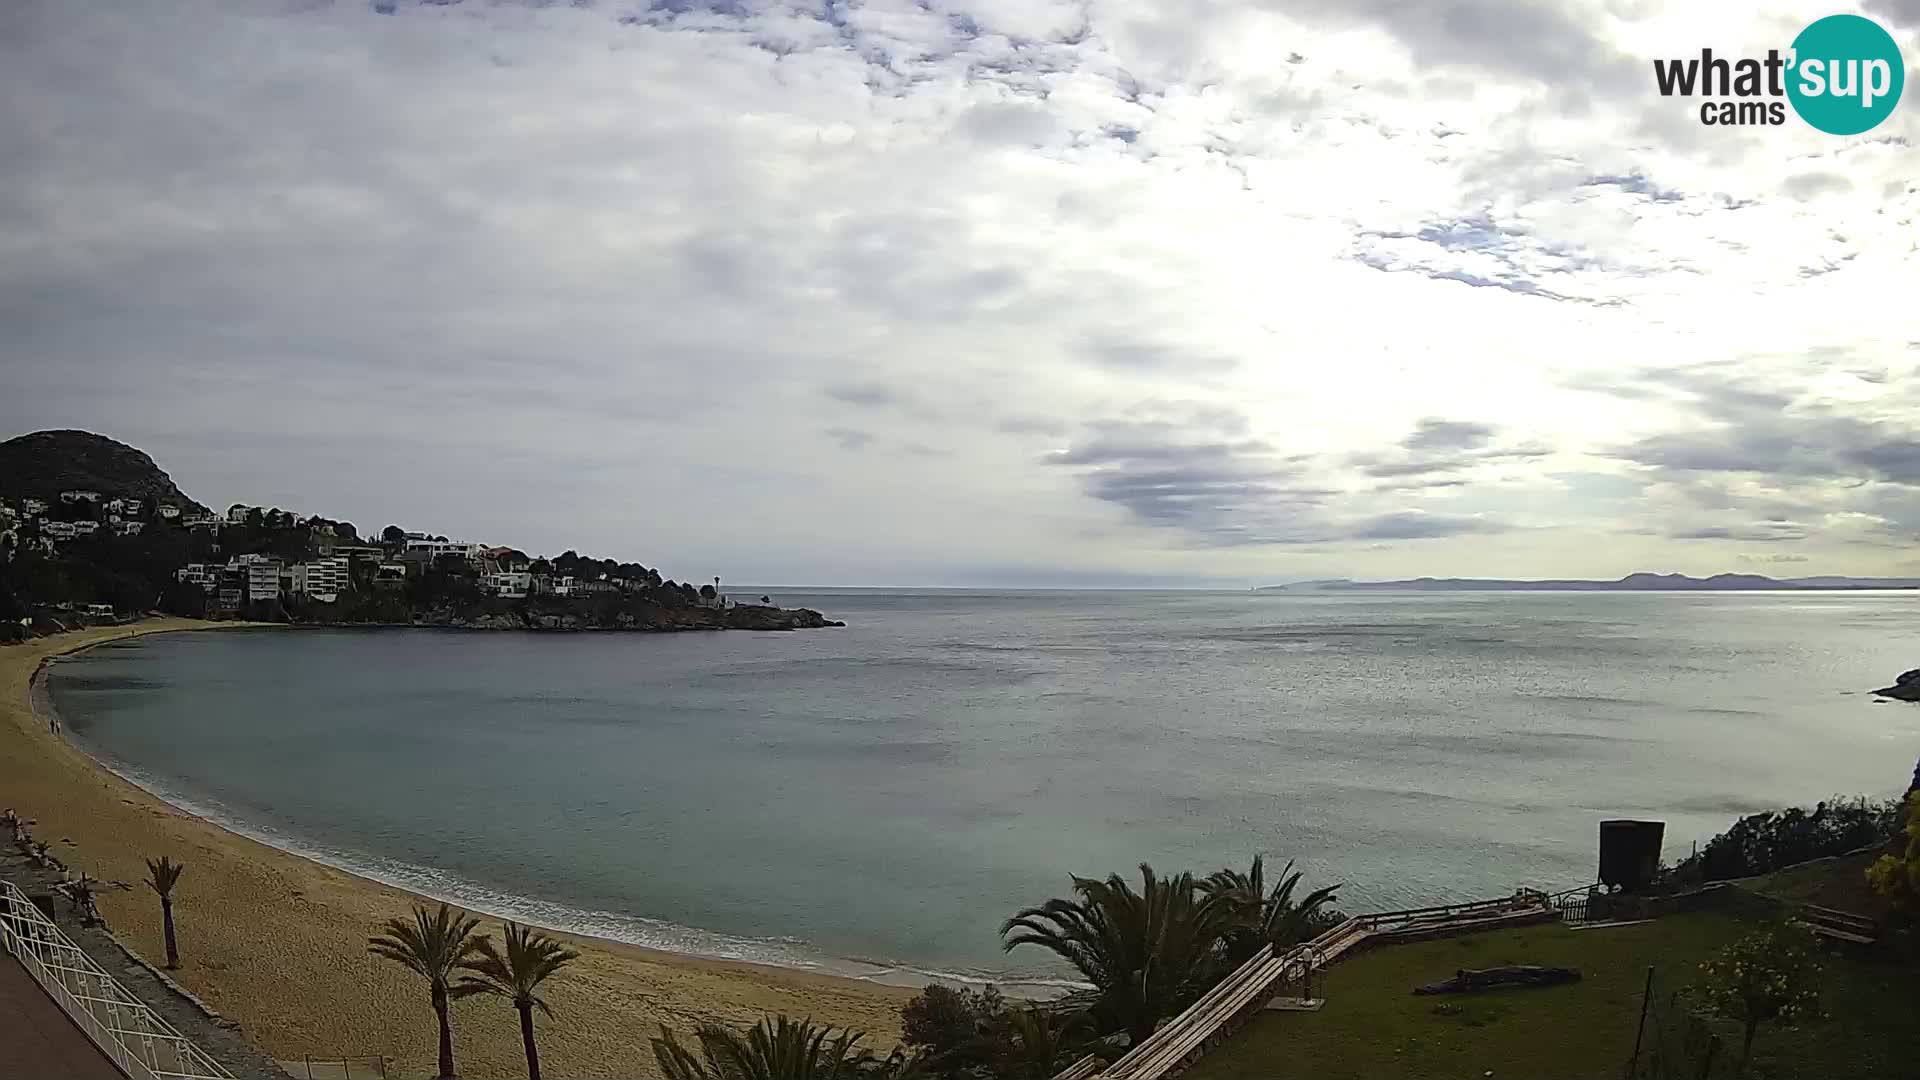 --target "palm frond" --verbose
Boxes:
[367,902,490,989]
[456,921,580,1016]
[652,1015,876,1080]
[145,855,185,898]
